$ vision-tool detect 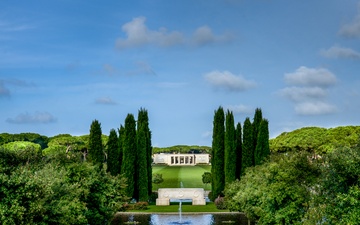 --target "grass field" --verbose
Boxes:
[152,165,212,191]
[131,202,229,213]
